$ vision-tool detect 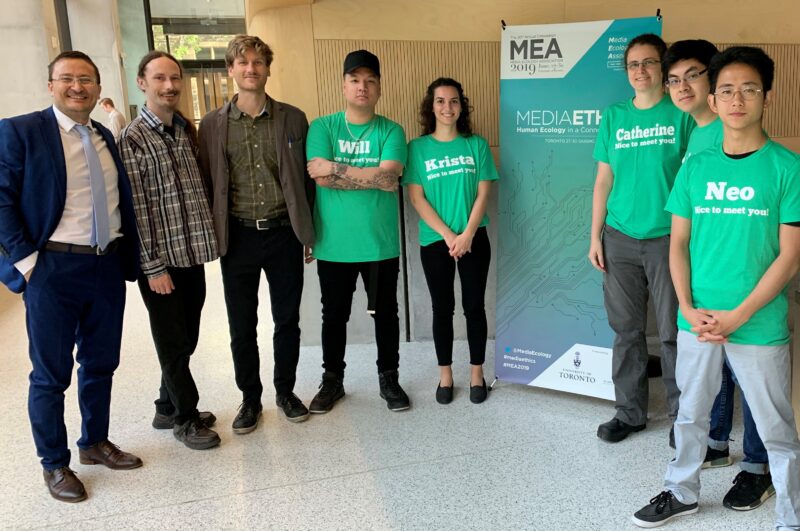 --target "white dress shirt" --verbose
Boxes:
[14,105,123,275]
